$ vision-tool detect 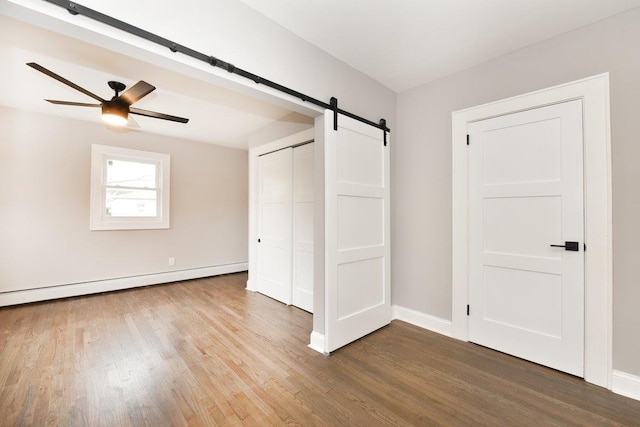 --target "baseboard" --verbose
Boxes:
[612,370,640,401]
[245,278,256,292]
[308,331,326,354]
[0,262,248,307]
[392,305,452,337]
